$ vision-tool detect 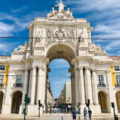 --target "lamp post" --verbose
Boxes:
[38,100,42,117]
[111,102,118,120]
[23,94,31,120]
